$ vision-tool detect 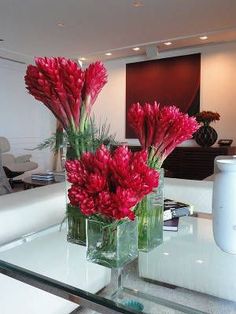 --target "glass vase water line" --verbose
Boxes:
[135,168,164,252]
[86,218,138,268]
